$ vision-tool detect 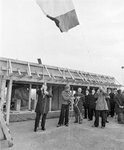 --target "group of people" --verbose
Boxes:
[34,83,124,132]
